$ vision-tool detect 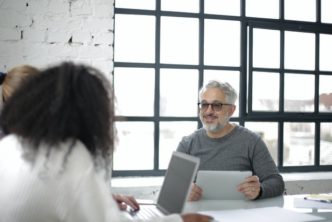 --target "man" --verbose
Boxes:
[177,80,284,201]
